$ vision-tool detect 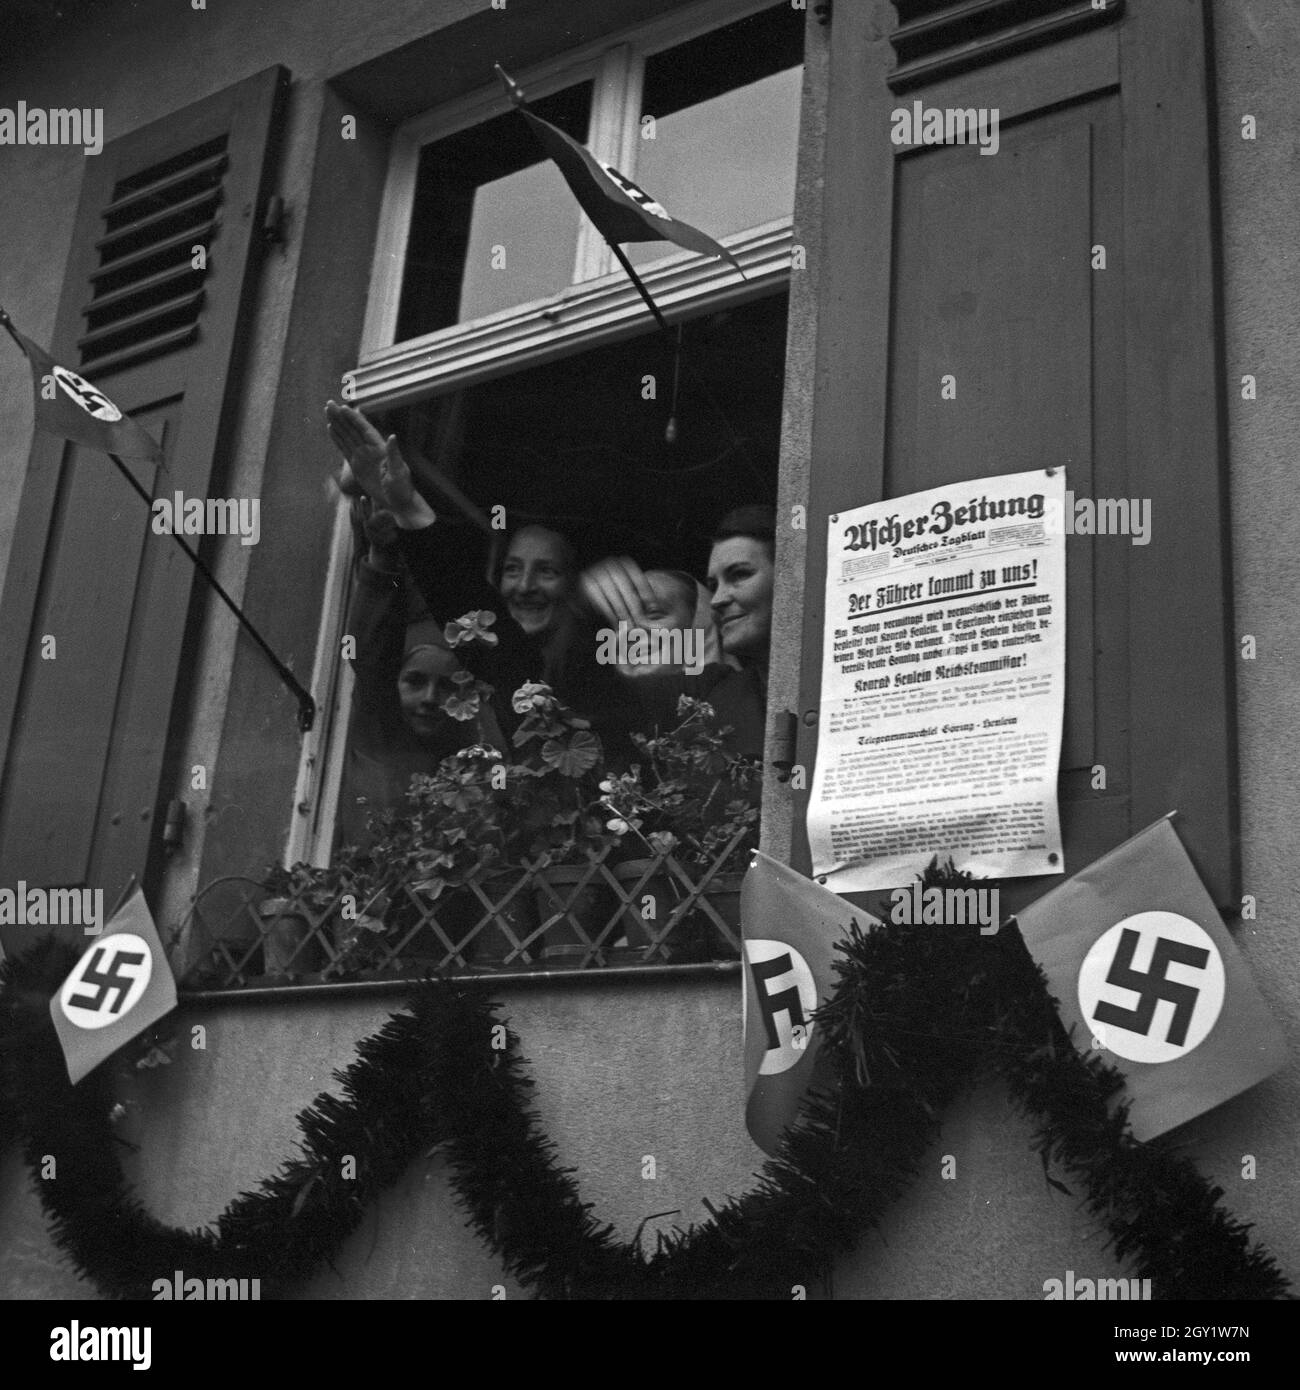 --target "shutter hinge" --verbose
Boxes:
[261,194,287,246]
[161,798,187,852]
[770,709,799,783]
